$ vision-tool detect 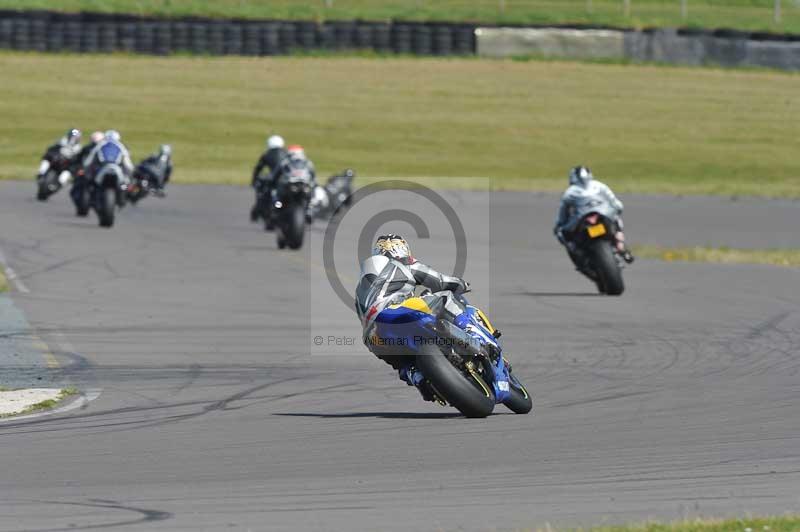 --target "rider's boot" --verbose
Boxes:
[398,365,435,402]
[615,231,635,263]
